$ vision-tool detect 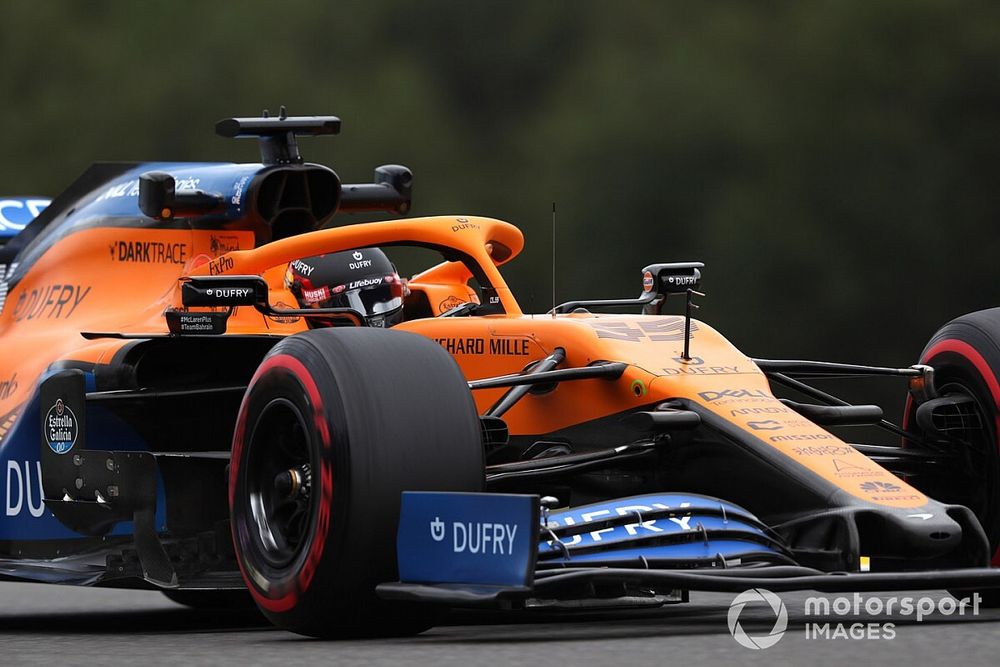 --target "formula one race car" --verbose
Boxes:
[2,113,1000,638]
